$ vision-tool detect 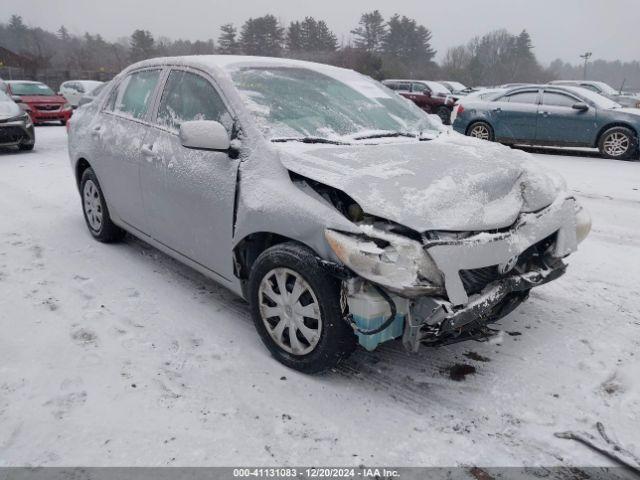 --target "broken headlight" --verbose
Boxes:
[325,228,444,297]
